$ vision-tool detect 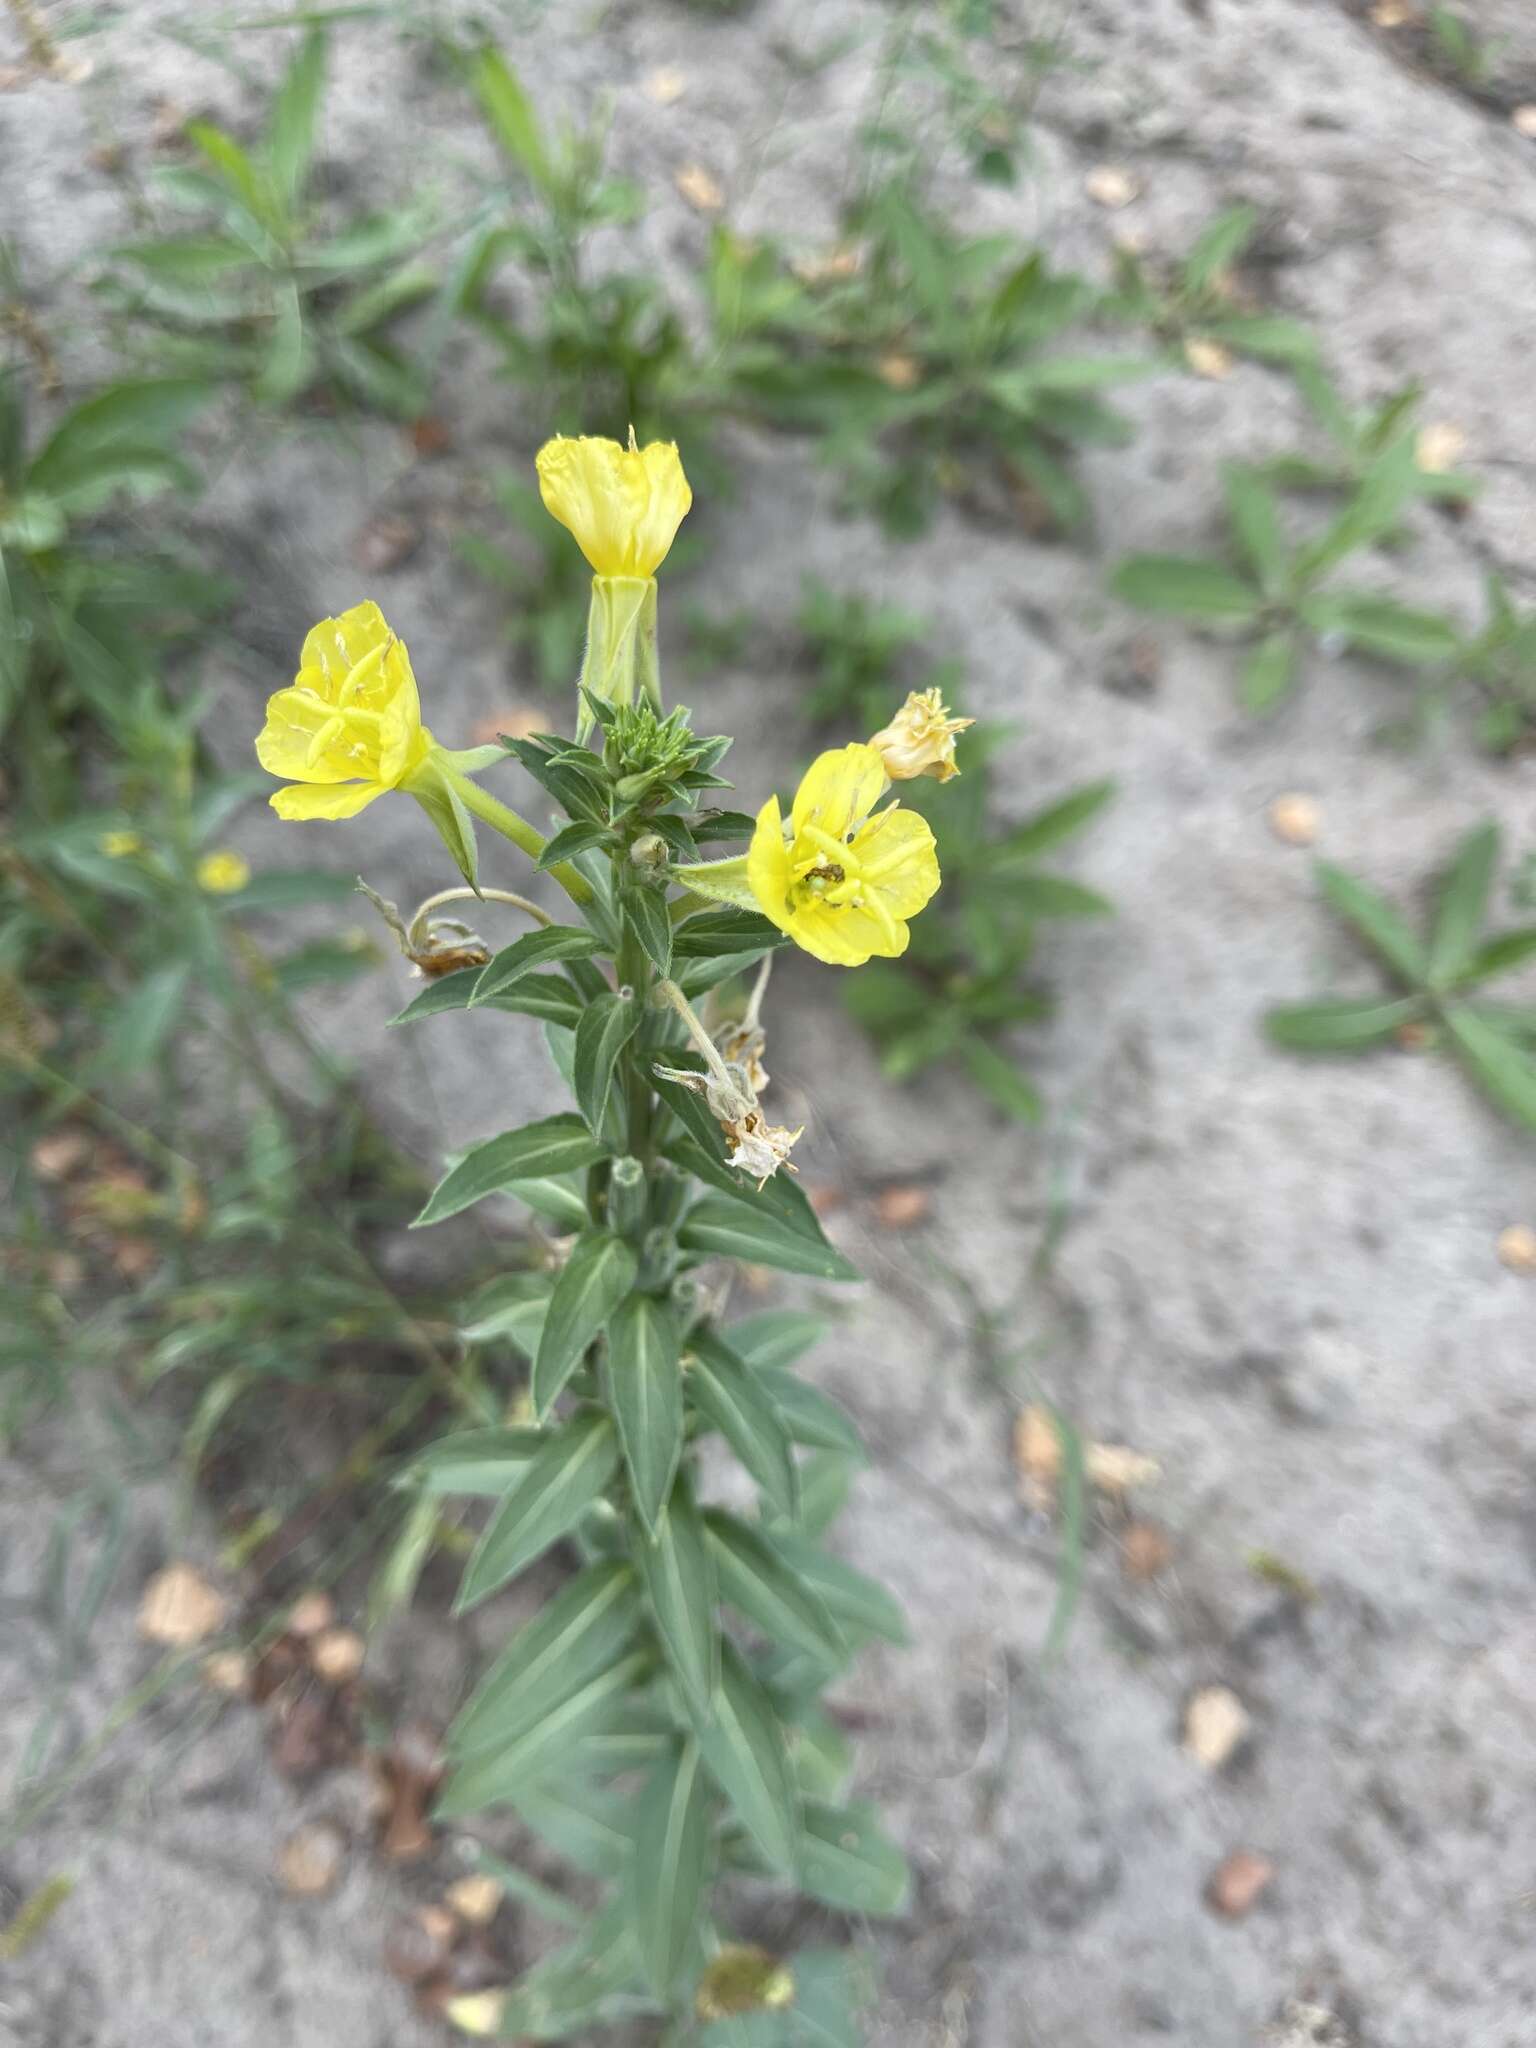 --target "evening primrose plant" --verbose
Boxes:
[256,432,943,2044]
